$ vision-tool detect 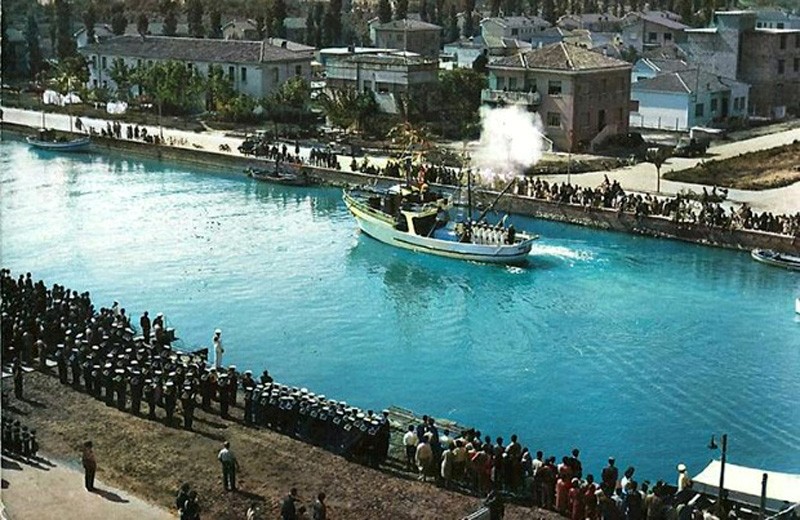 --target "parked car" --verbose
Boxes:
[674,137,709,158]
